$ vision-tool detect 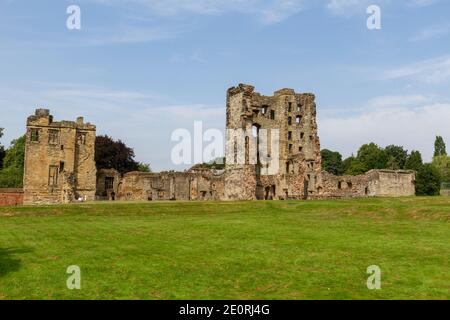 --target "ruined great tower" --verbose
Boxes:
[224,84,322,200]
